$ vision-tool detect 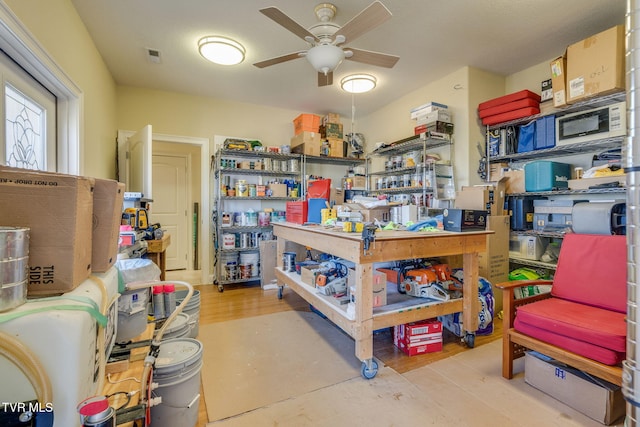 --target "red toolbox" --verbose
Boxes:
[286,201,308,224]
